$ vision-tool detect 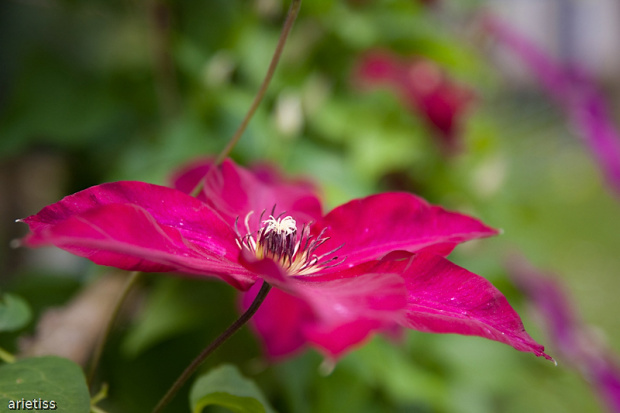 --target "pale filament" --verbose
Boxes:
[263,216,297,236]
[235,210,344,276]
